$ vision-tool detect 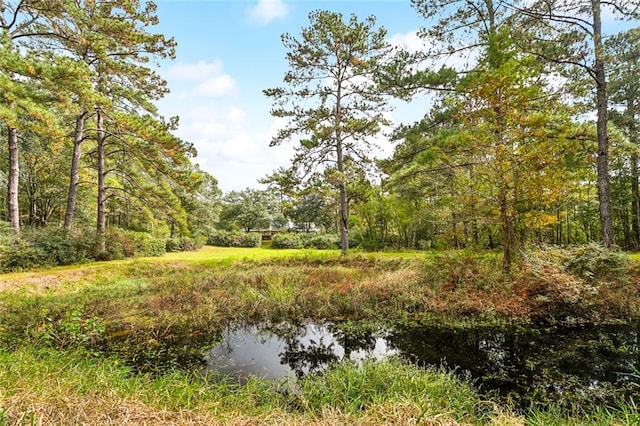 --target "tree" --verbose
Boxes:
[182,170,222,237]
[219,188,280,232]
[290,190,333,233]
[455,32,585,270]
[41,1,176,233]
[264,10,390,256]
[607,28,640,248]
[514,0,640,246]
[1,2,88,234]
[384,22,587,270]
